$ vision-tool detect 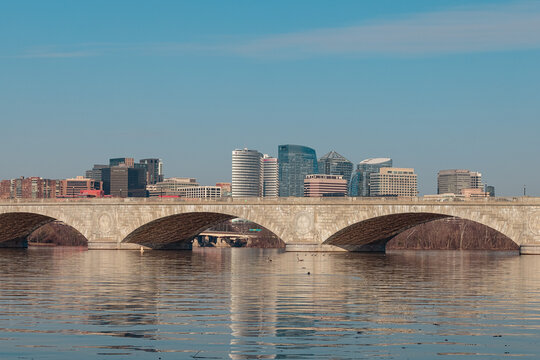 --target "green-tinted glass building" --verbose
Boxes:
[278,144,318,197]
